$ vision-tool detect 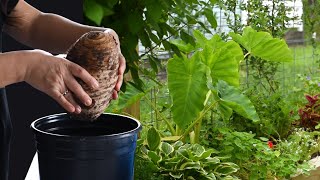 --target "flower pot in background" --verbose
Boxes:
[31,113,141,180]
